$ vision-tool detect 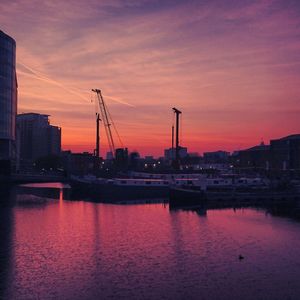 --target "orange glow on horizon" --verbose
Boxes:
[1,0,299,156]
